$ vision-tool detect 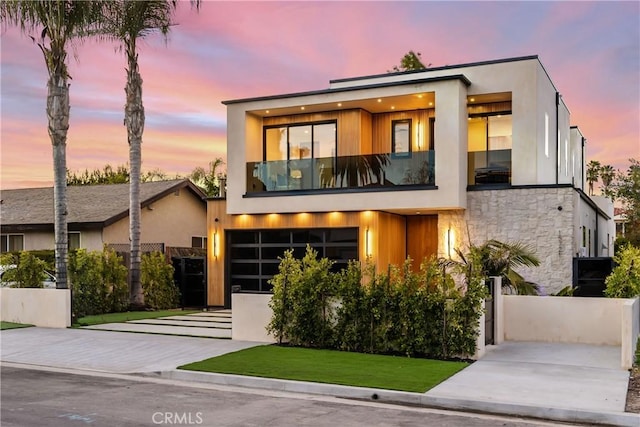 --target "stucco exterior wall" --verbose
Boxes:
[466,187,575,294]
[103,189,206,248]
[231,293,275,342]
[22,231,54,251]
[20,230,103,251]
[0,288,71,327]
